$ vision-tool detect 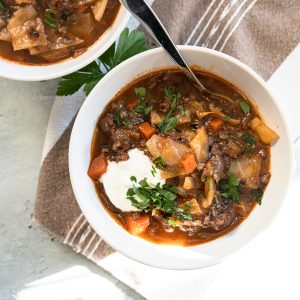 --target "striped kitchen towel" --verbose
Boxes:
[35,0,300,299]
